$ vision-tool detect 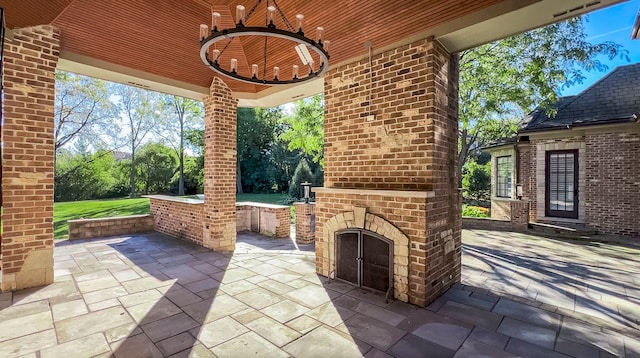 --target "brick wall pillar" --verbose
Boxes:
[421,41,461,306]
[294,203,315,244]
[510,200,530,232]
[1,26,60,291]
[202,77,237,252]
